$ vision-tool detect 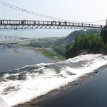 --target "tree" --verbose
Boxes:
[101,26,107,44]
[65,34,104,58]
